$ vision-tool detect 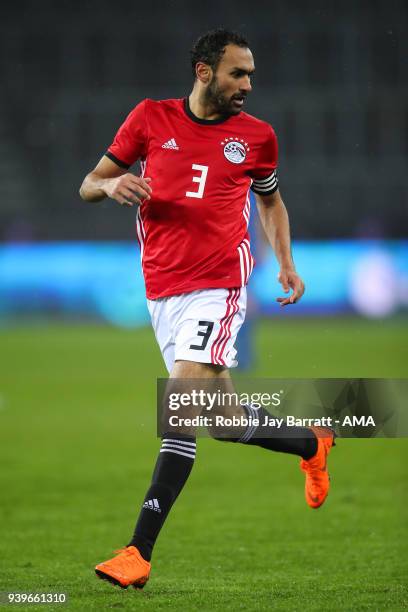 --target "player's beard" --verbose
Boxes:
[203,75,245,117]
